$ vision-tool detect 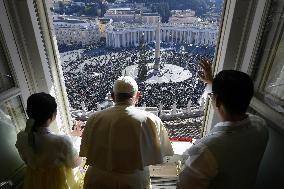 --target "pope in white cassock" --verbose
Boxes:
[80,76,174,189]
